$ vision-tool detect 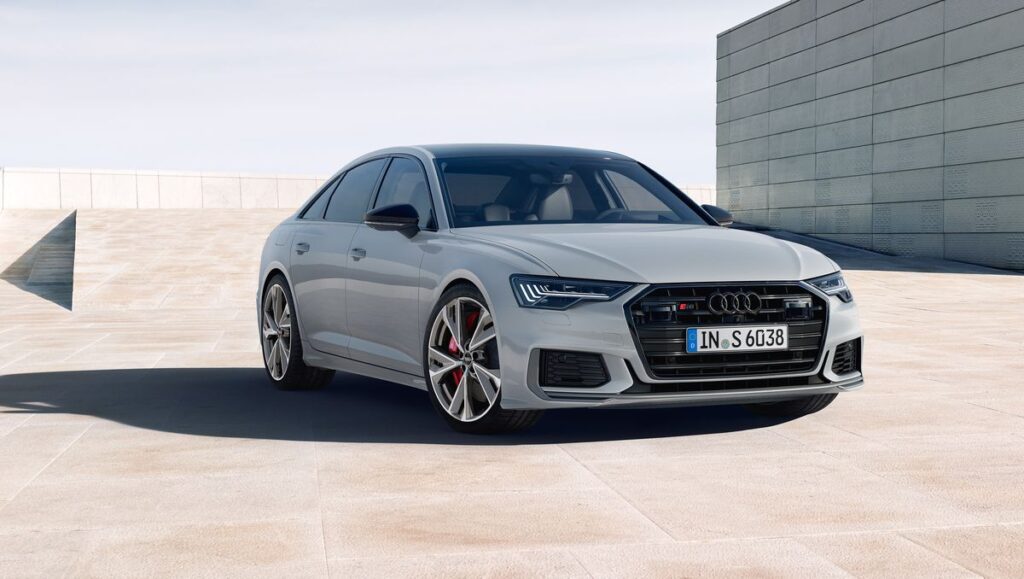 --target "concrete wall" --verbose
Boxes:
[0,168,328,210]
[717,0,1024,270]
